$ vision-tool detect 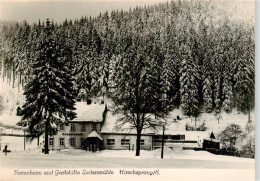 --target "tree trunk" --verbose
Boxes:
[135,129,141,156]
[12,63,15,88]
[8,67,11,86]
[44,121,49,154]
[247,105,251,133]
[248,106,251,123]
[18,73,20,93]
[161,125,165,159]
